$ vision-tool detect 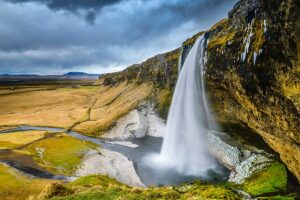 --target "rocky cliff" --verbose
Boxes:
[100,0,300,183]
[205,0,300,183]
